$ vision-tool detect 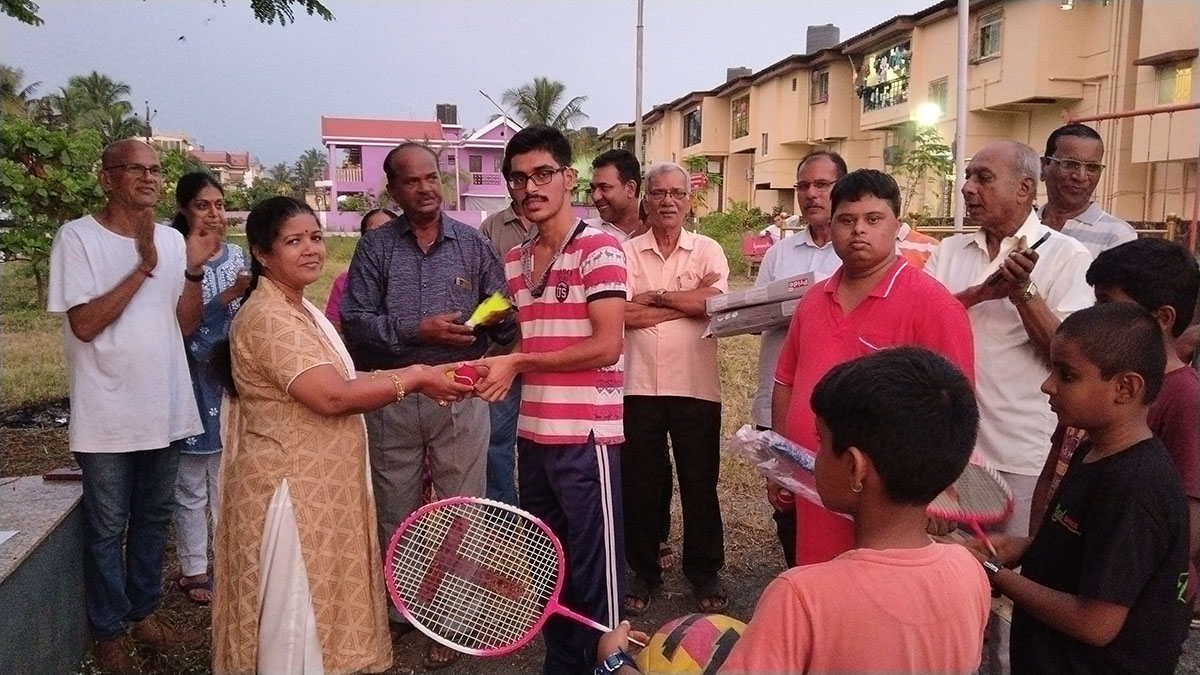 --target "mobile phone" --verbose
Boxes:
[985,232,1052,286]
